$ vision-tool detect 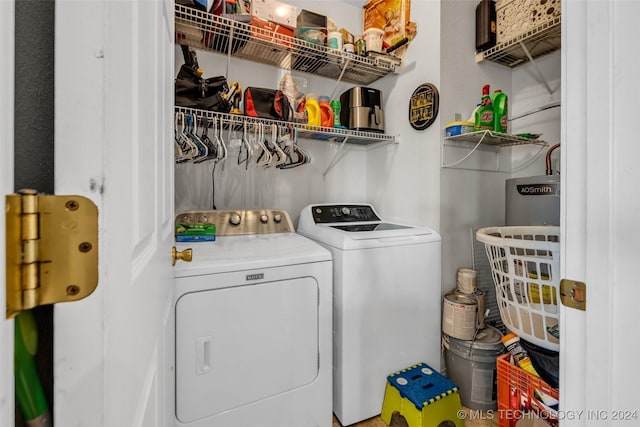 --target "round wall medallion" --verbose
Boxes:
[409,83,439,131]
